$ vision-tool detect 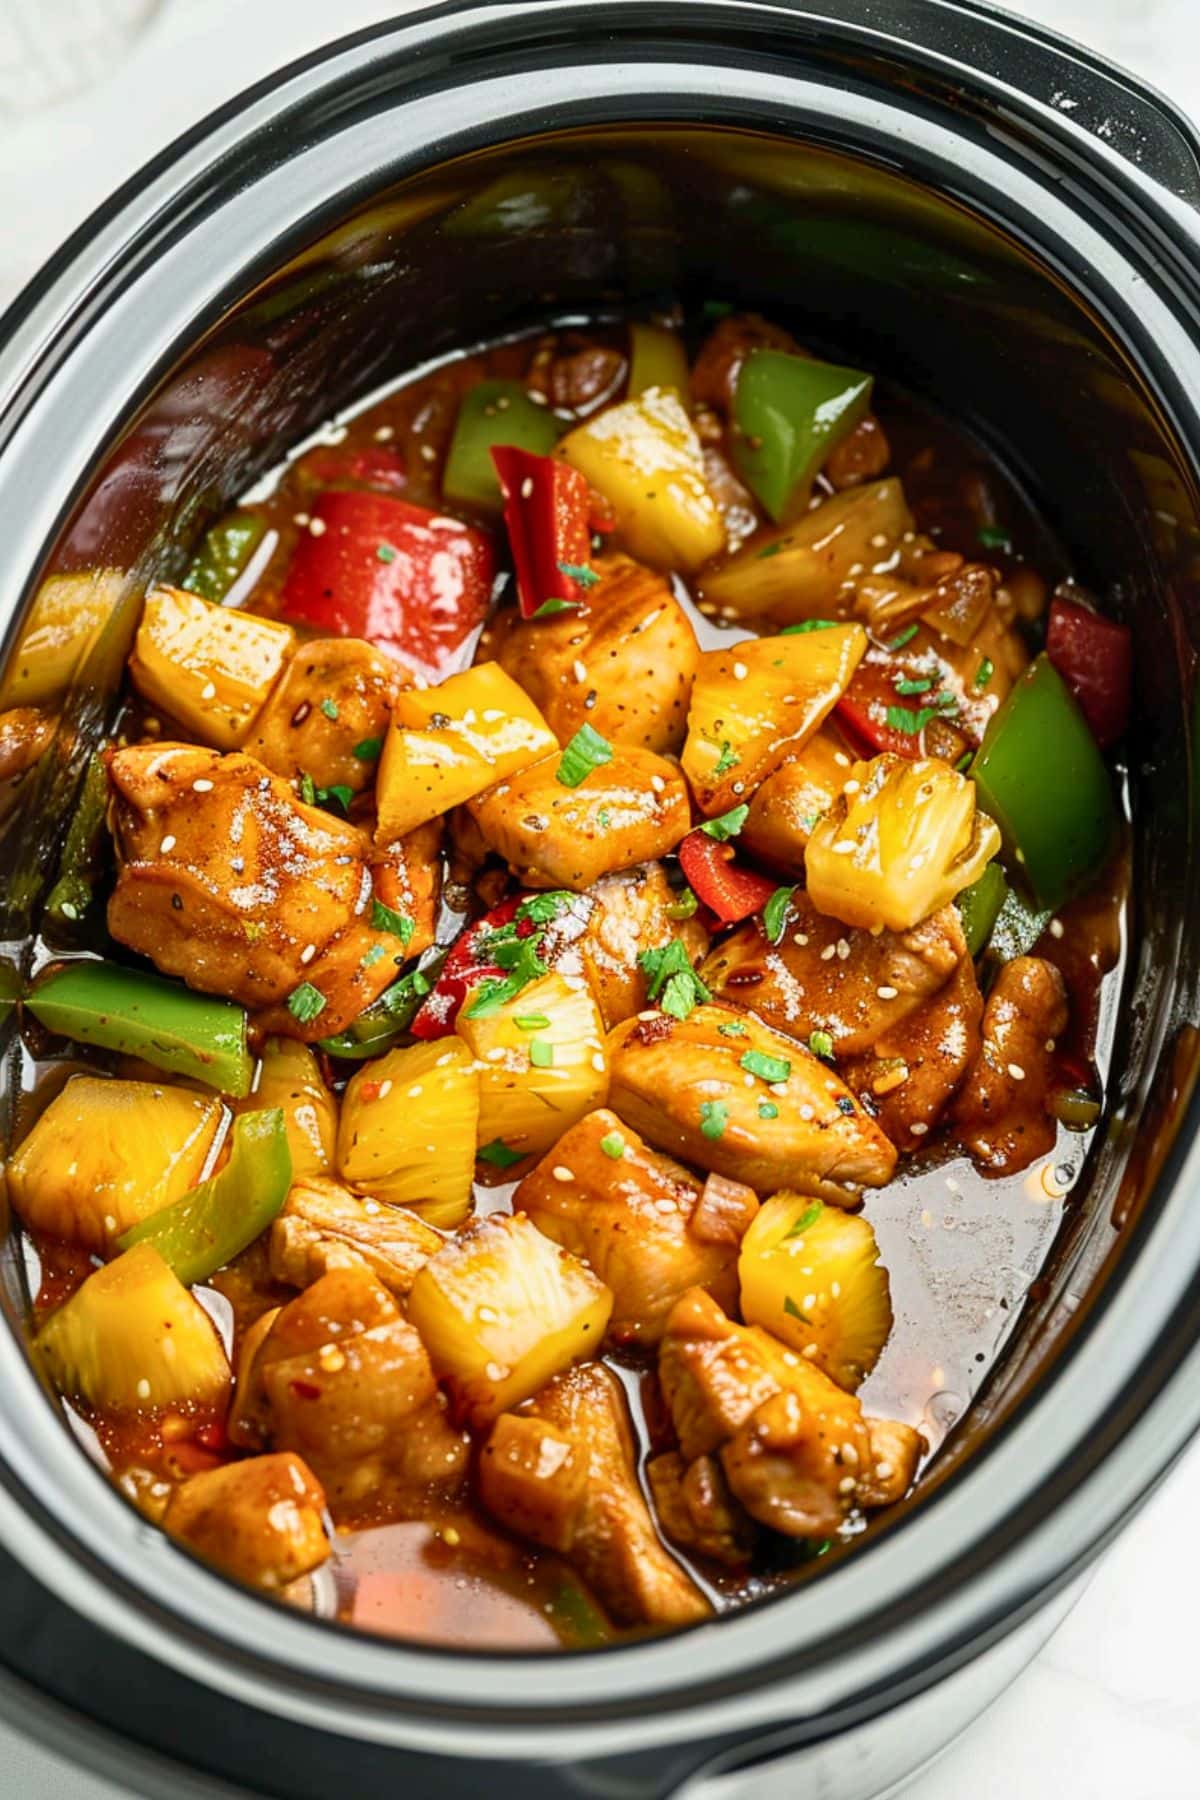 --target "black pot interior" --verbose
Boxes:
[2,120,1198,1585]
